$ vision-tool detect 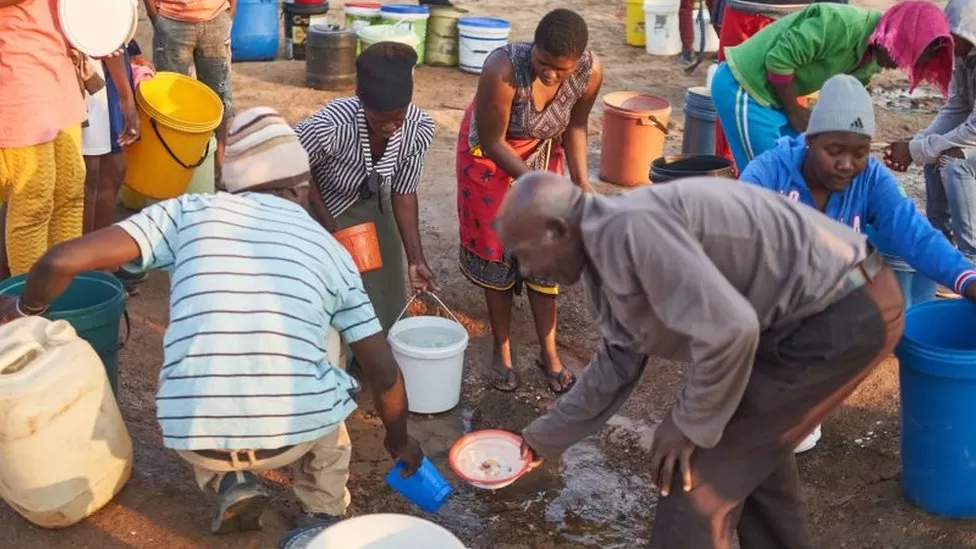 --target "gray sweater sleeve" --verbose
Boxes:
[624,214,761,449]
[522,340,647,459]
[910,68,976,165]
